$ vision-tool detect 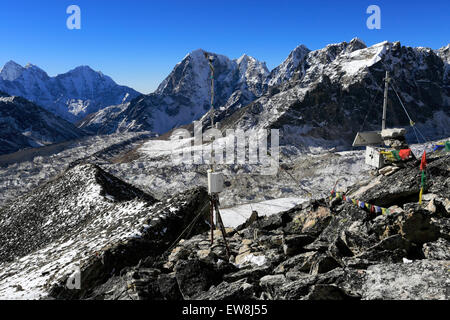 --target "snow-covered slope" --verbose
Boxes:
[0,164,157,298]
[0,95,85,155]
[79,49,269,134]
[0,62,140,122]
[0,163,211,299]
